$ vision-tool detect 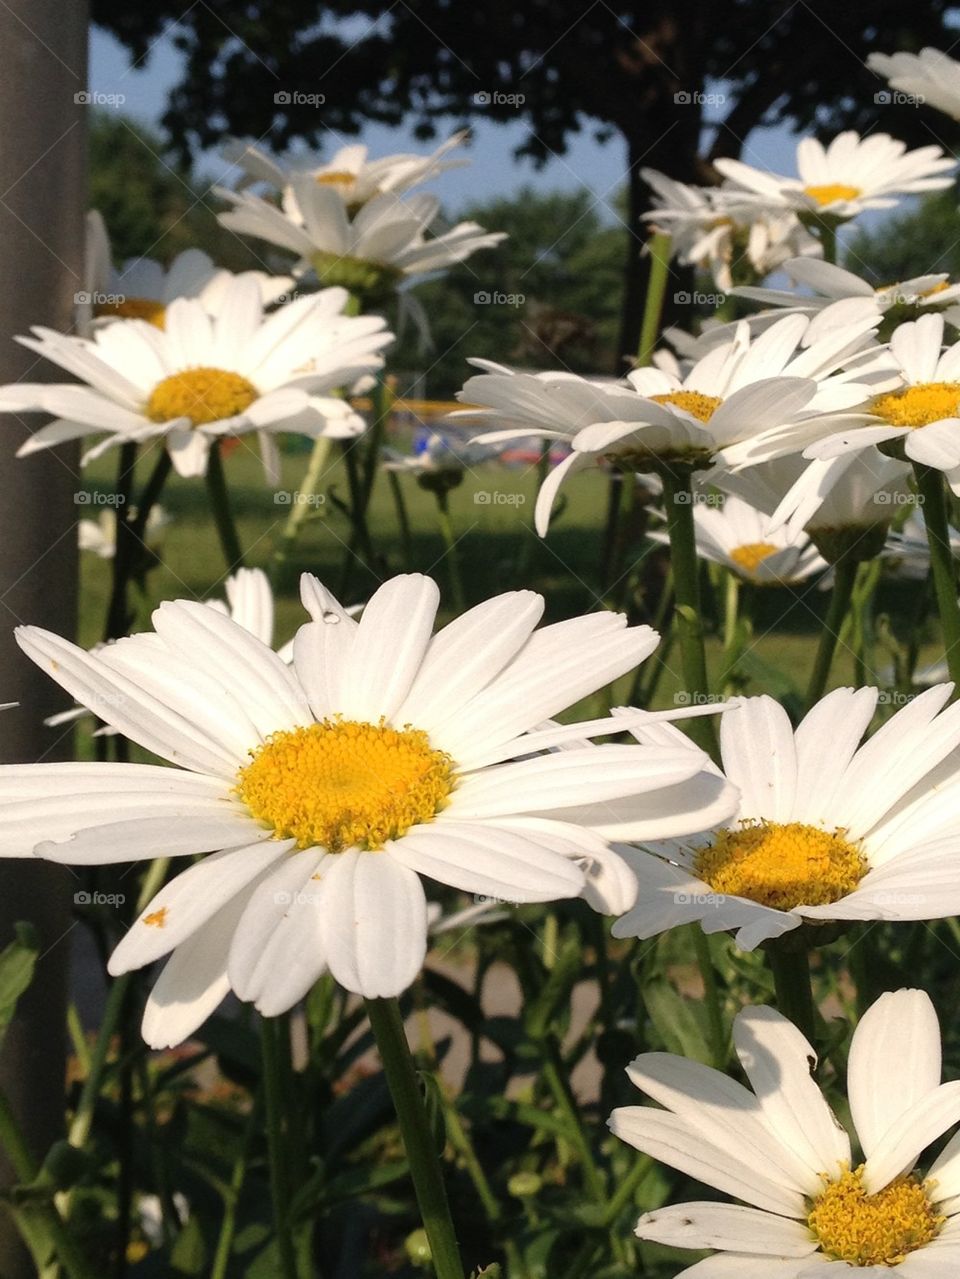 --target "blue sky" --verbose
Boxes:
[91,26,804,218]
